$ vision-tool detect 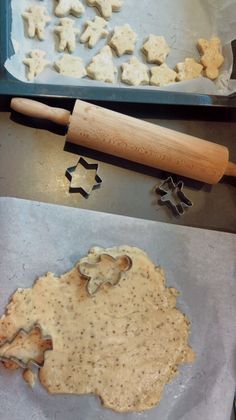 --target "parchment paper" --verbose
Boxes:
[5,0,236,95]
[0,197,235,420]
